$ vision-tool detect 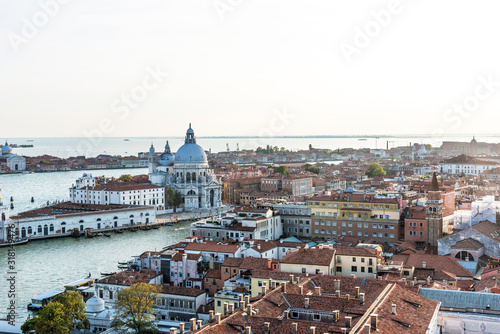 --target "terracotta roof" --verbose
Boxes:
[97,269,159,286]
[393,254,473,279]
[451,238,484,250]
[280,247,335,266]
[171,251,202,262]
[160,285,205,297]
[184,241,240,254]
